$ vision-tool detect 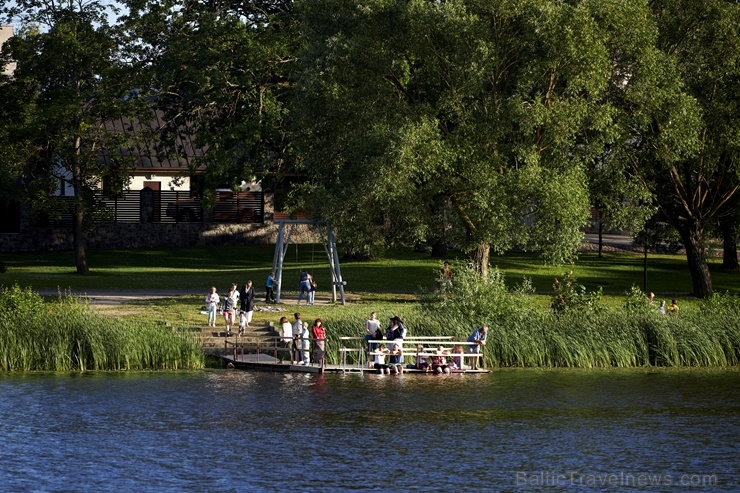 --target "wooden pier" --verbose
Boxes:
[218,334,492,375]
